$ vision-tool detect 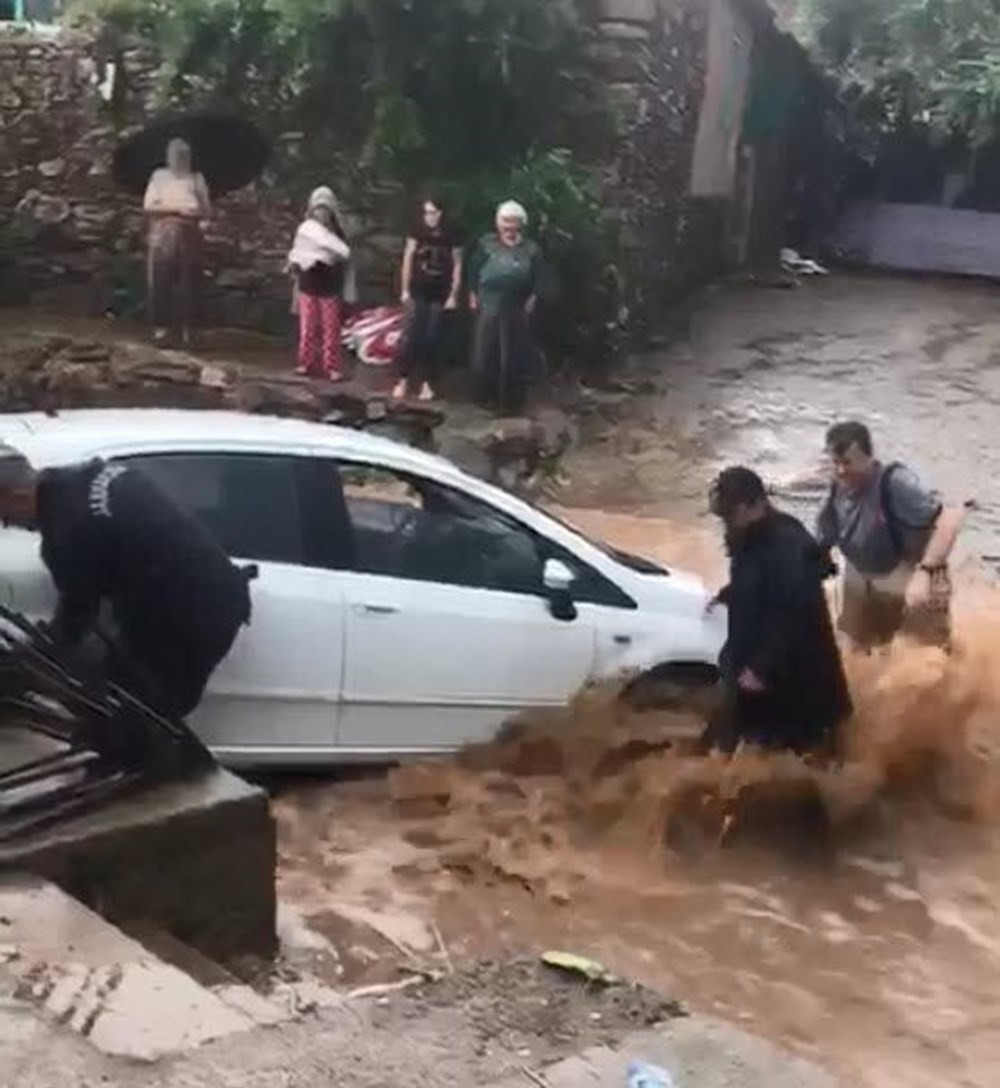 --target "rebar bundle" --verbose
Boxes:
[0,606,213,843]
